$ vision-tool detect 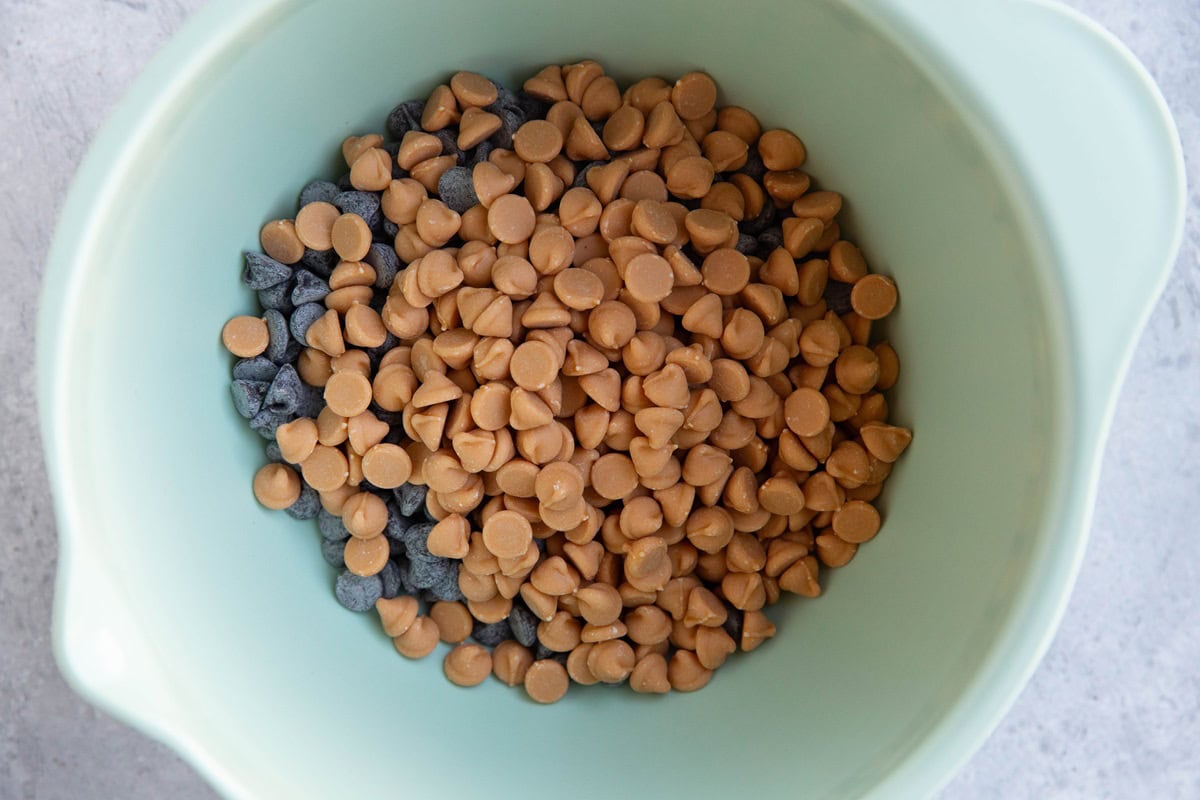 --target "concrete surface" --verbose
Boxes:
[0,0,1196,797]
